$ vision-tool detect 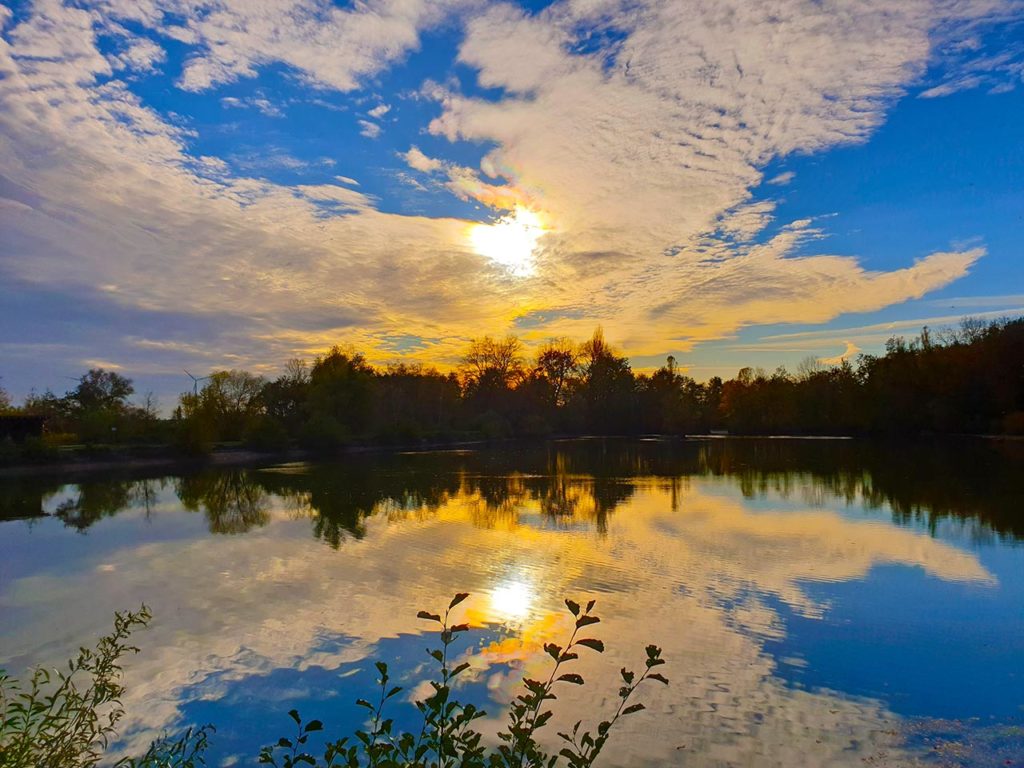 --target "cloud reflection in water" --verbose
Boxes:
[0,442,1016,766]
